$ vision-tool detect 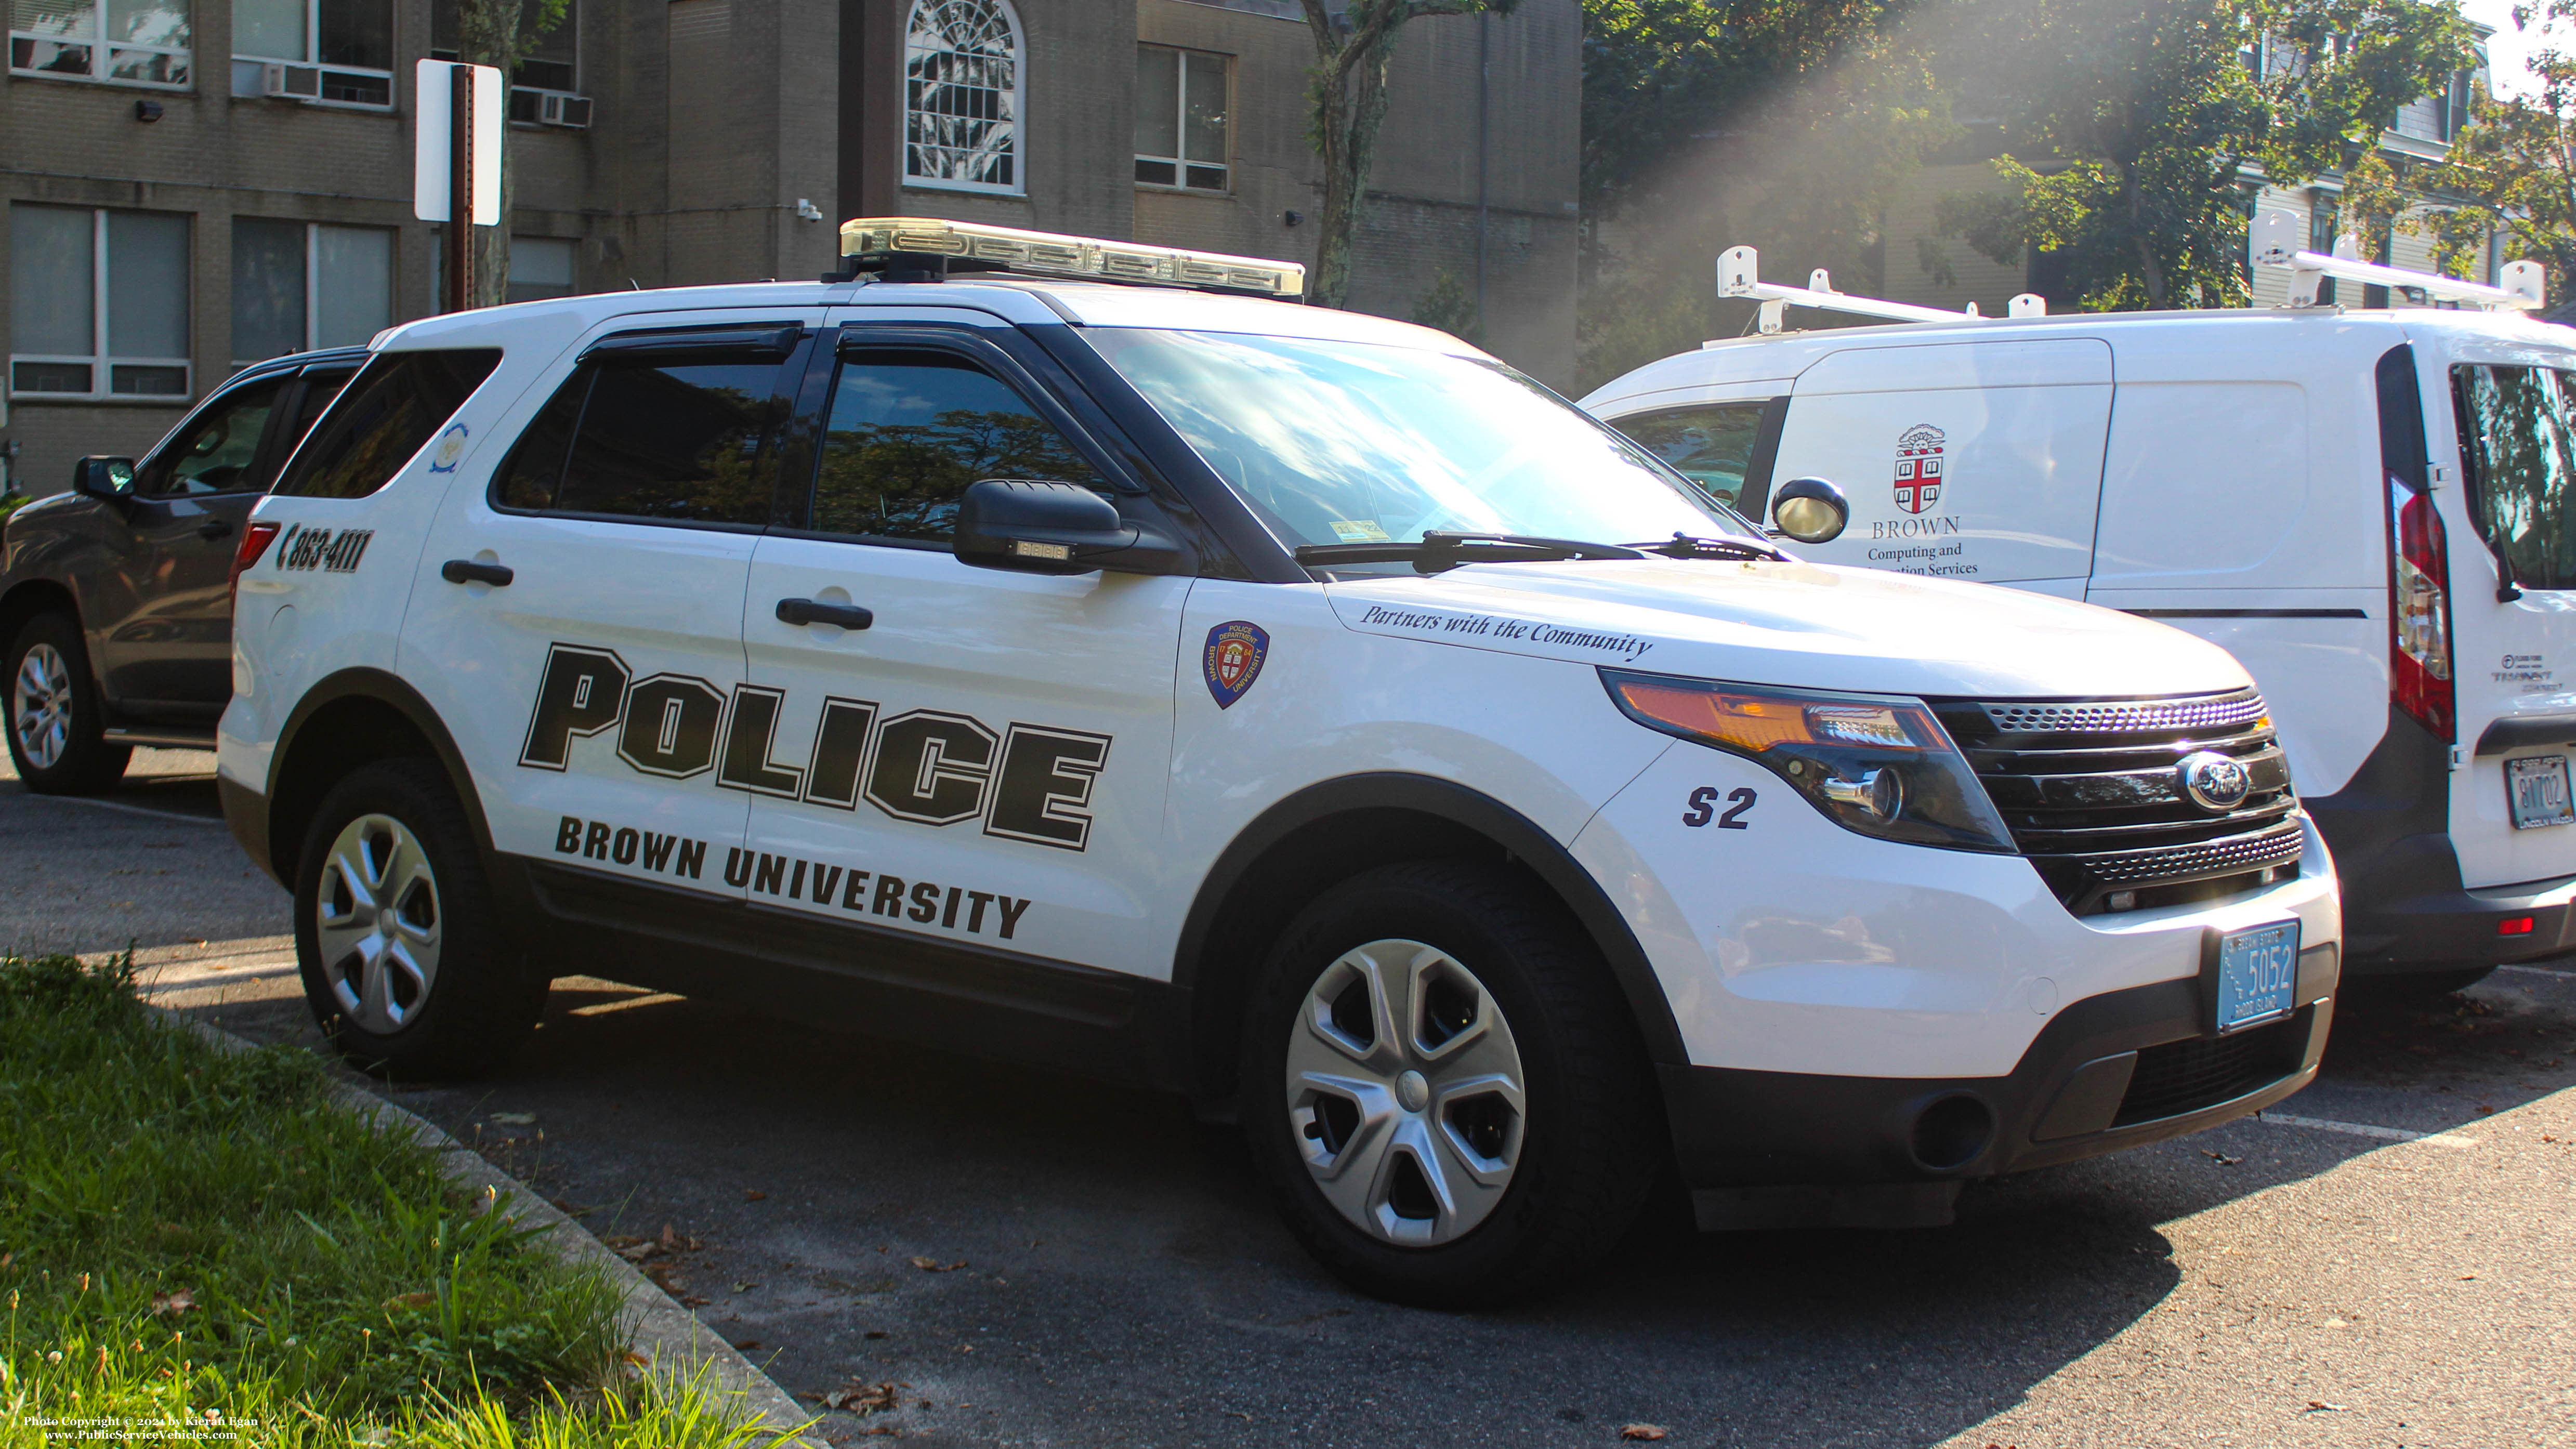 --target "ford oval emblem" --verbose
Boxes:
[2178,751,2251,813]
